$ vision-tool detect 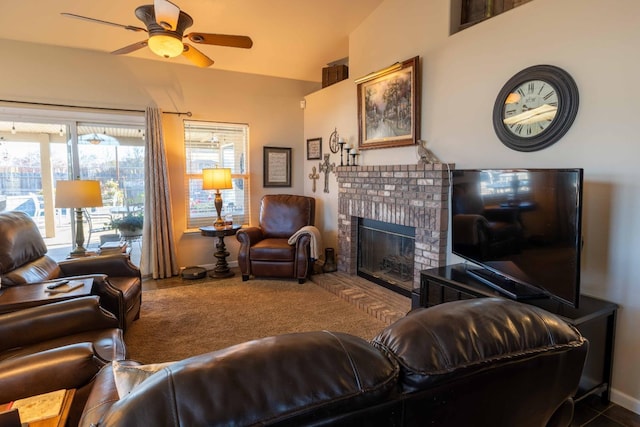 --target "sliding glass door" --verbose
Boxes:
[0,110,145,262]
